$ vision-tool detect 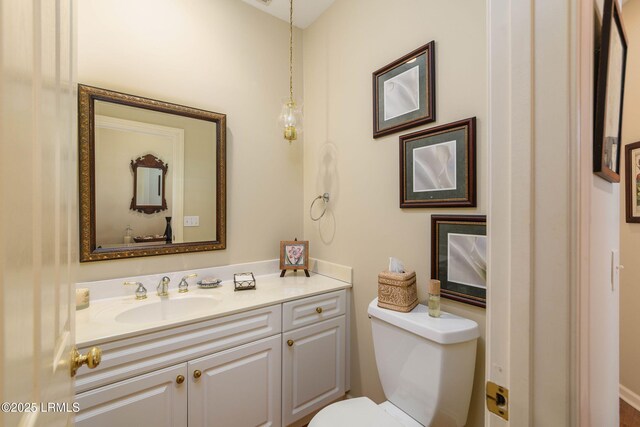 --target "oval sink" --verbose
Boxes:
[115,296,220,324]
